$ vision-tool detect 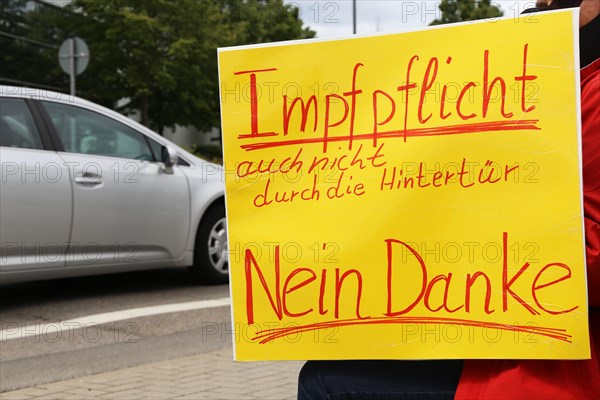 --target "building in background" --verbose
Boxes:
[0,0,68,91]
